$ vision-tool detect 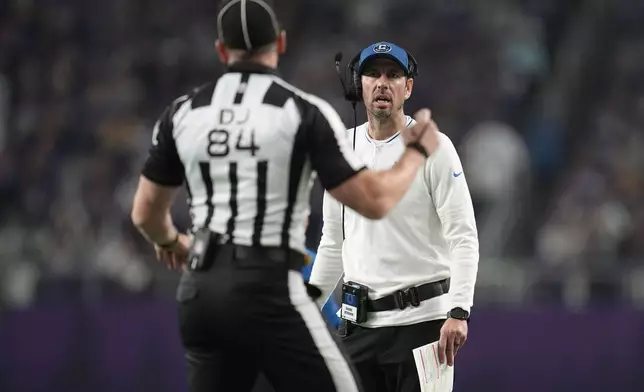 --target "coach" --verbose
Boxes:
[309,41,480,392]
